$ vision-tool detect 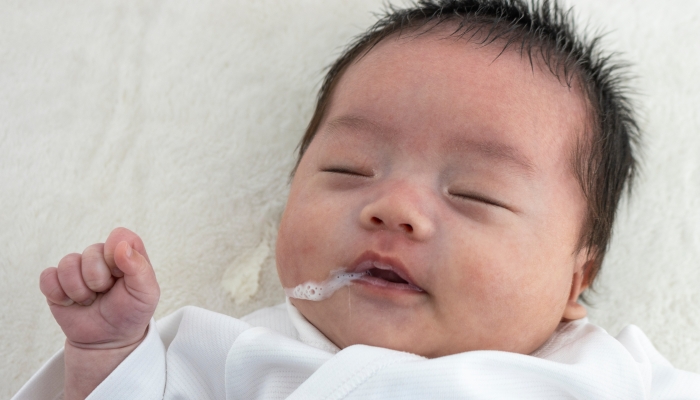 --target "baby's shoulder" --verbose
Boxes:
[533,319,662,361]
[531,319,700,397]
